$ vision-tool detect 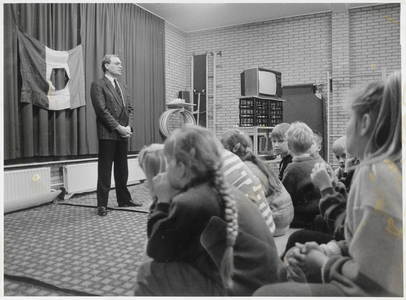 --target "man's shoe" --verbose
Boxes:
[98,206,107,216]
[118,200,142,207]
